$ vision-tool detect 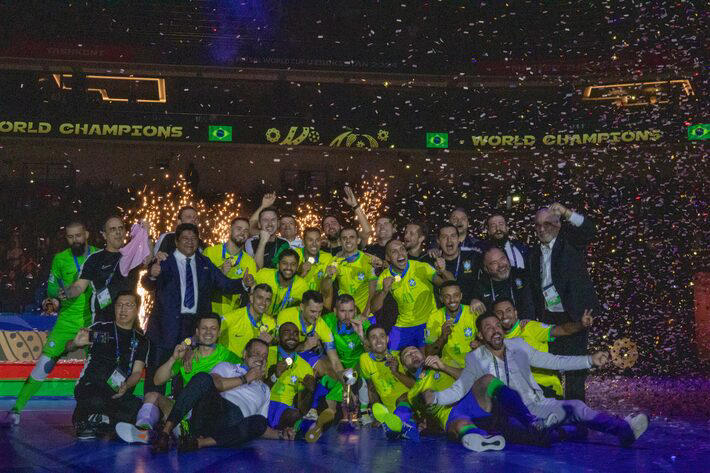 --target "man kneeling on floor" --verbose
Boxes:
[115,312,240,444]
[69,291,149,439]
[151,338,275,452]
[425,312,649,447]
